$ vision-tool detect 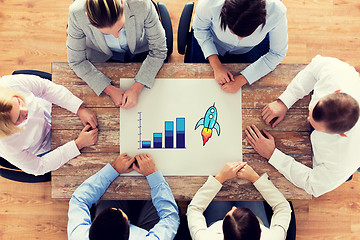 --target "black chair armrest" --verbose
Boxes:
[177,2,194,55]
[12,70,52,81]
[0,168,51,183]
